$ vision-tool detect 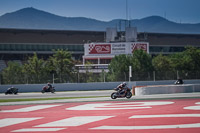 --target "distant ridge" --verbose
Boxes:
[0,7,200,34]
